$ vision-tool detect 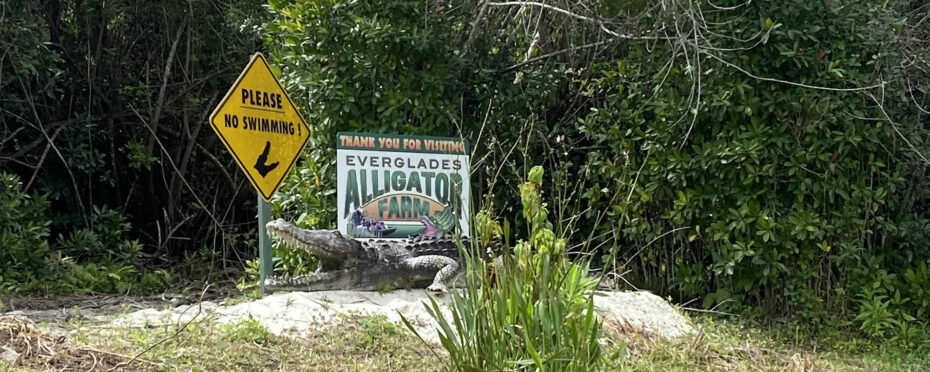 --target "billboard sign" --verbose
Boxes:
[336,132,470,239]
